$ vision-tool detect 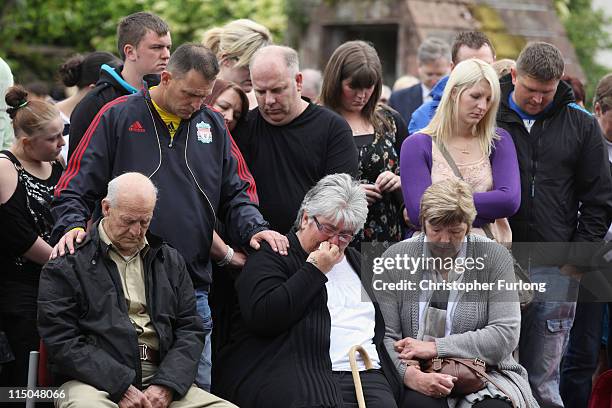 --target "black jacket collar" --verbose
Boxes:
[79,218,165,259]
